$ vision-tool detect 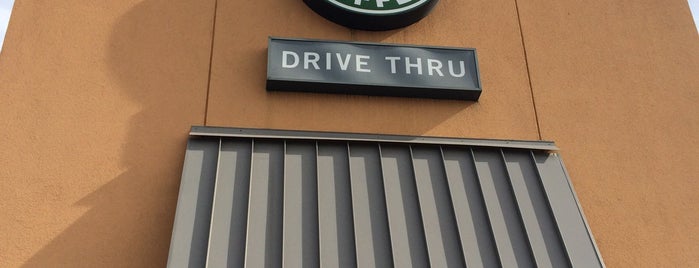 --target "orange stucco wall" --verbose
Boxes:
[1,0,697,267]
[519,1,699,266]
